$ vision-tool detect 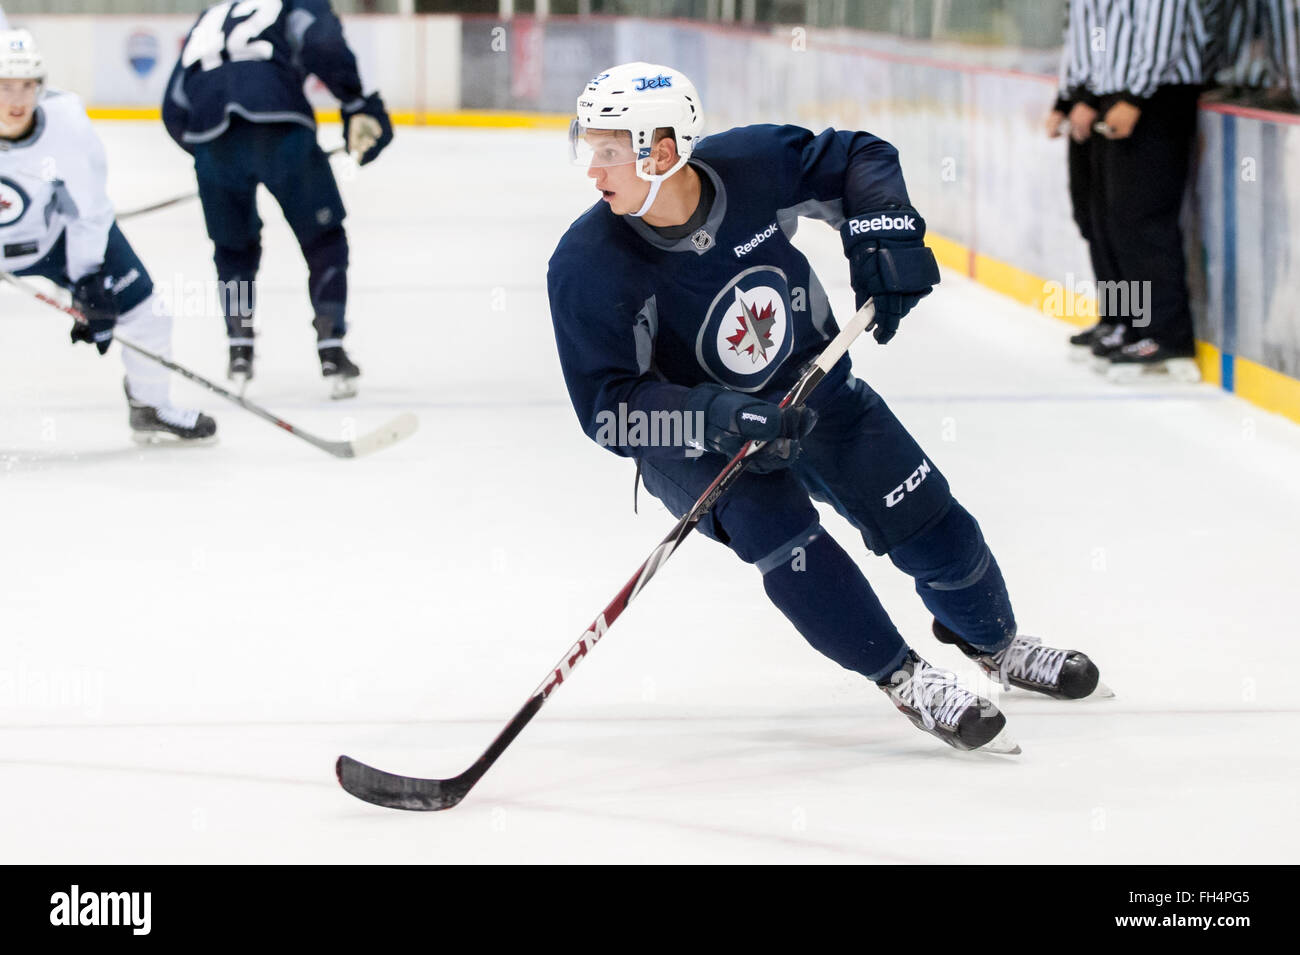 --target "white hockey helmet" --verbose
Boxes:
[571,62,704,185]
[0,30,46,84]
